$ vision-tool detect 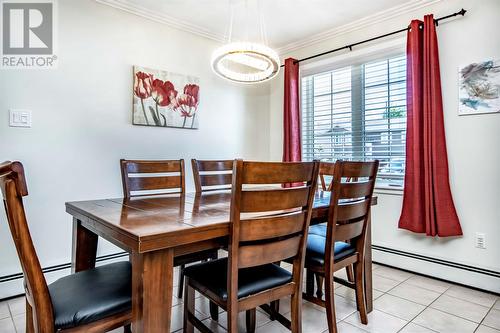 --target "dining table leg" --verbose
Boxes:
[365,213,373,313]
[71,217,98,273]
[131,248,174,333]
